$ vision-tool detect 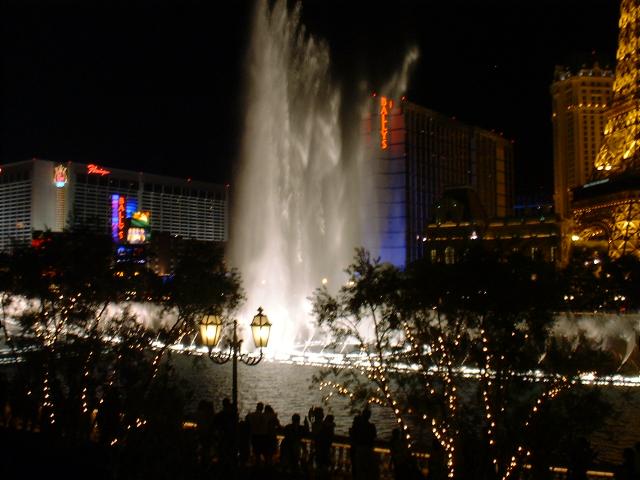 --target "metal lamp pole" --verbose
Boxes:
[200,308,271,412]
